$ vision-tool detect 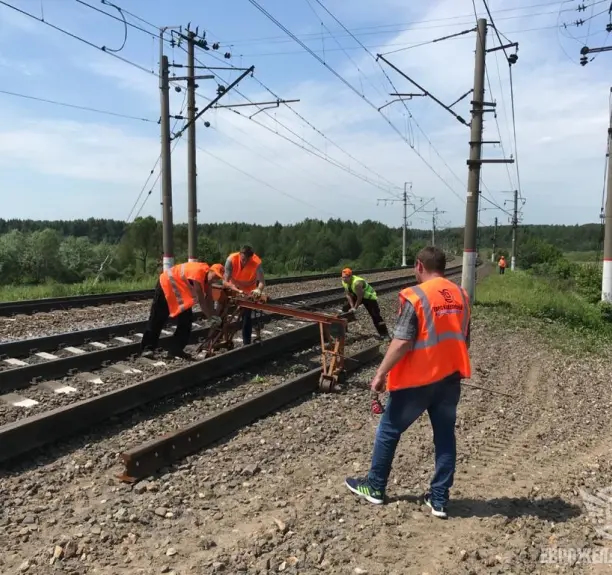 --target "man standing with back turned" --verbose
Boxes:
[224,244,265,345]
[345,246,472,519]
